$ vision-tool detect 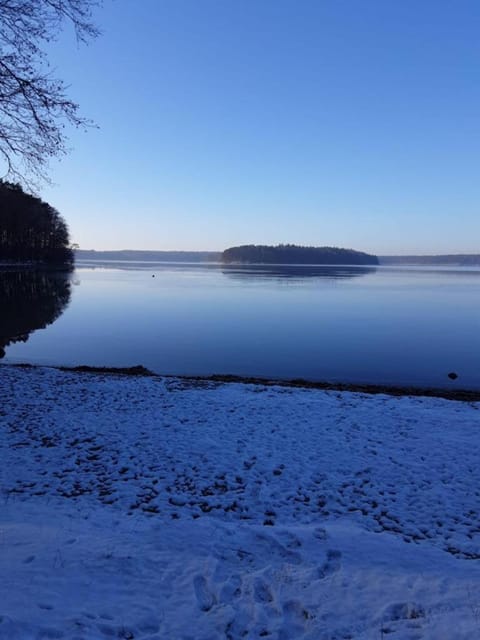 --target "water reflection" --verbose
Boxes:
[222,264,377,281]
[75,260,221,271]
[75,260,377,281]
[2,265,479,390]
[0,270,72,359]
